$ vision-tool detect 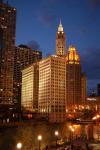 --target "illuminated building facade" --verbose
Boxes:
[21,63,39,112]
[66,45,81,109]
[39,55,66,123]
[81,73,87,105]
[0,1,16,105]
[14,45,42,109]
[56,20,66,56]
